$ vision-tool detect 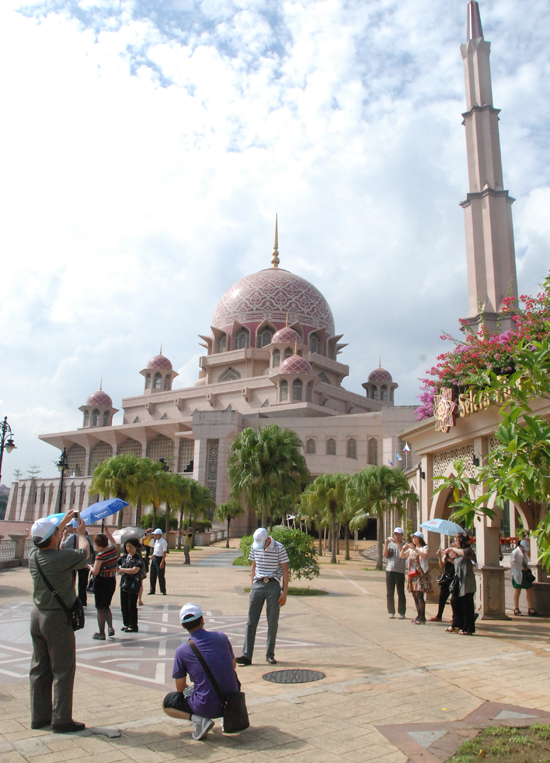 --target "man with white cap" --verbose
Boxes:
[28,510,90,733]
[236,528,289,666]
[383,527,407,619]
[148,528,168,595]
[162,603,239,740]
